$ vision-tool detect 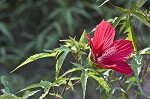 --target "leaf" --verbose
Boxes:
[11,53,56,73]
[113,6,128,13]
[132,11,150,27]
[131,55,143,92]
[49,93,62,98]
[0,96,25,99]
[56,49,69,79]
[18,81,51,93]
[125,14,138,53]
[139,47,150,54]
[23,90,40,98]
[59,67,81,78]
[70,62,83,68]
[130,0,147,12]
[113,13,127,28]
[98,0,109,7]
[88,72,110,92]
[79,30,87,44]
[81,69,88,99]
